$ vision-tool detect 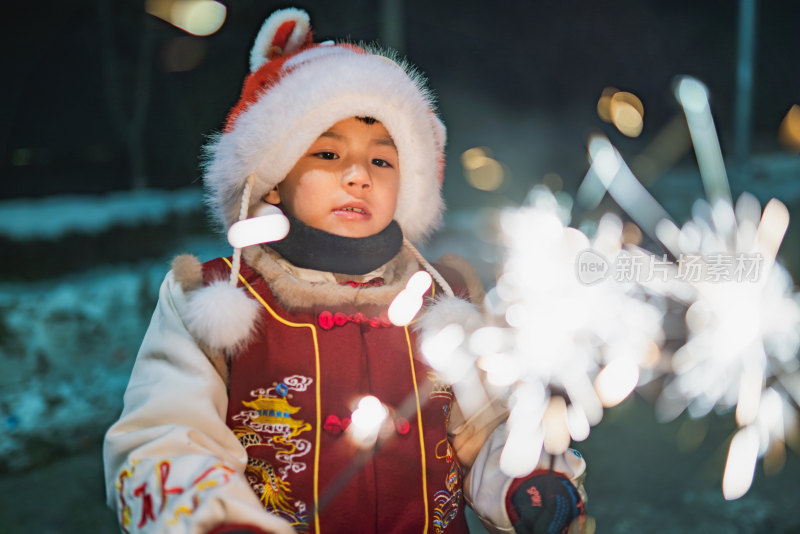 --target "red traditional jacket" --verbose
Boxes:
[202,256,471,534]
